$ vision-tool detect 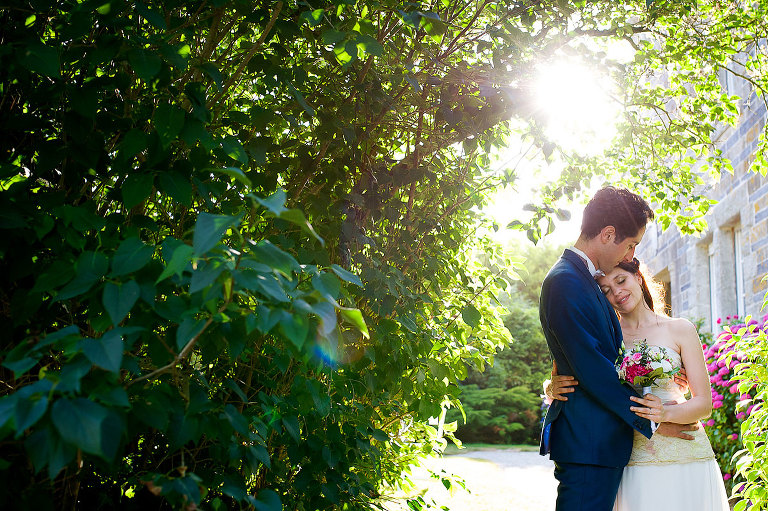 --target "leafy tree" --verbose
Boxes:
[449,385,542,445]
[1,0,767,509]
